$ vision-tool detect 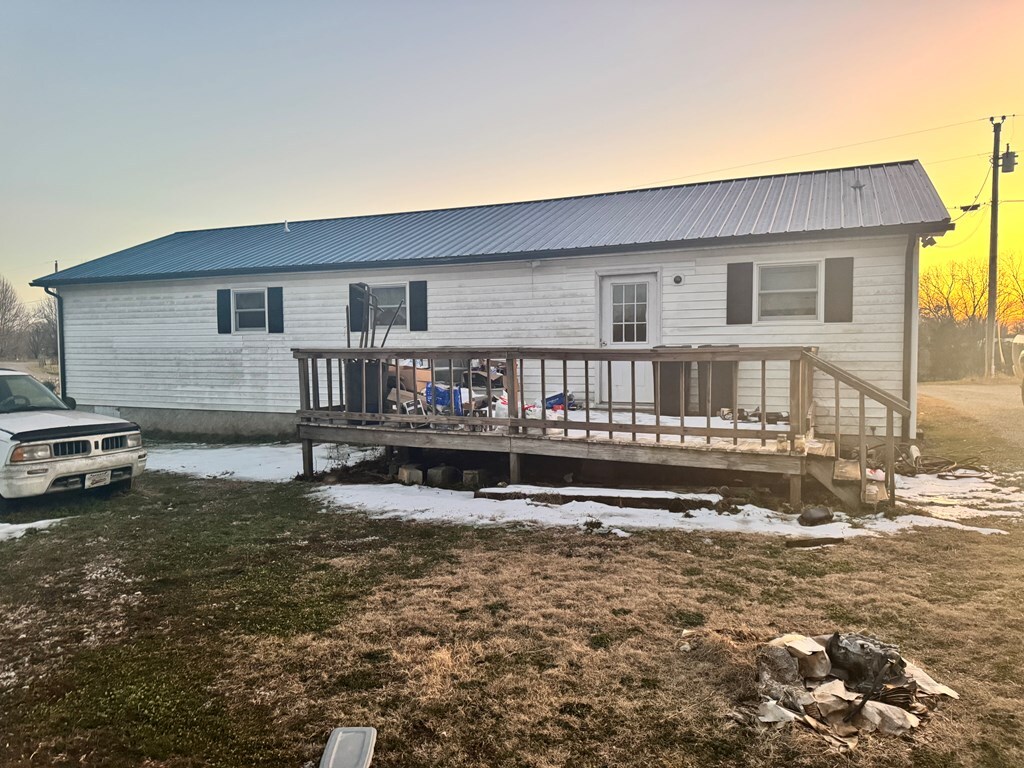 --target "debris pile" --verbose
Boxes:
[754,632,959,748]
